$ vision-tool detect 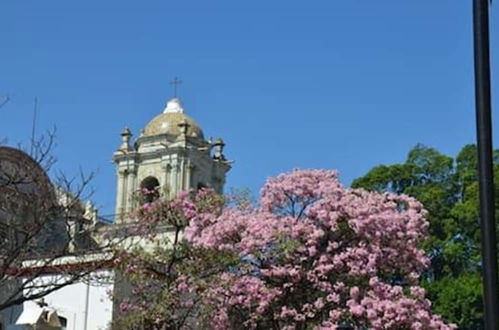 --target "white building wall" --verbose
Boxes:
[9,271,114,330]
